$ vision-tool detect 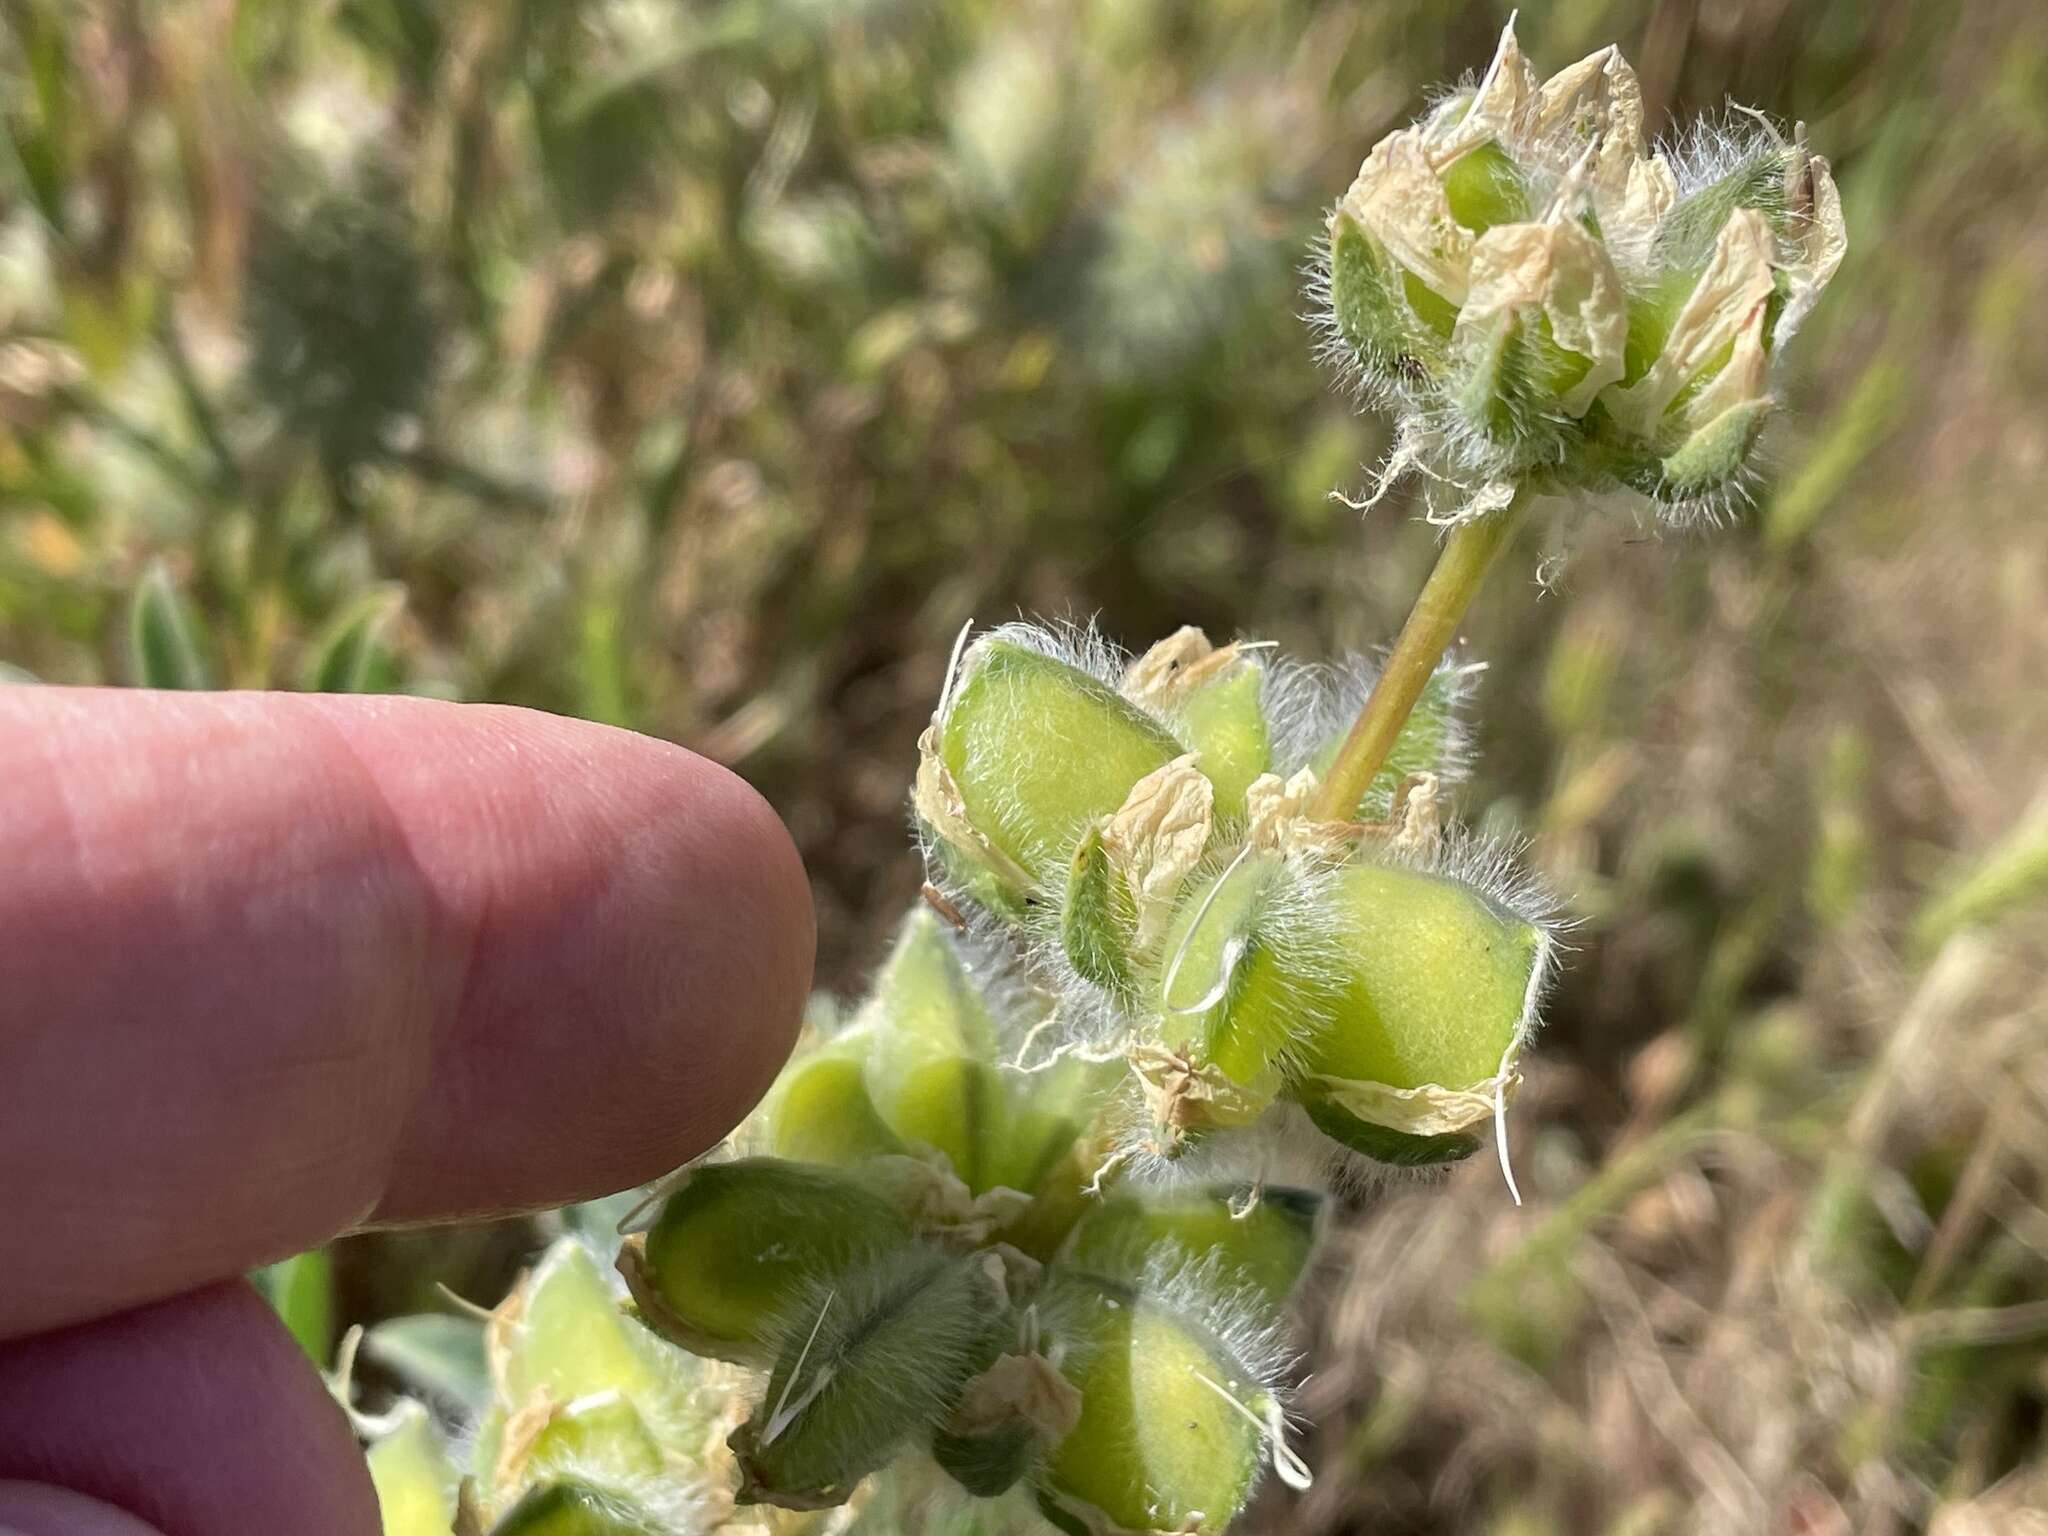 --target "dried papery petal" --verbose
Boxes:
[1612,151,1680,252]
[1128,1041,1268,1142]
[933,1350,1086,1496]
[1122,626,1243,708]
[1244,768,1353,859]
[1776,143,1848,338]
[1527,42,1656,233]
[1604,207,1777,439]
[1423,20,1539,166]
[1301,1068,1520,1138]
[1101,754,1215,950]
[1339,128,1476,305]
[855,1152,1034,1243]
[1454,218,1628,416]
